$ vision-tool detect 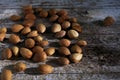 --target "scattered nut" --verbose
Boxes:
[58,47,71,55]
[34,35,43,42]
[36,23,46,33]
[48,8,57,16]
[10,15,21,21]
[45,47,55,56]
[35,7,43,13]
[11,46,19,56]
[38,40,49,47]
[71,45,82,53]
[59,39,71,47]
[2,48,12,59]
[77,40,87,46]
[69,17,77,23]
[58,57,70,65]
[103,16,115,26]
[25,13,36,20]
[14,62,26,72]
[32,51,47,62]
[39,10,48,18]
[25,38,35,48]
[62,21,71,29]
[67,29,79,39]
[72,23,82,33]
[51,23,62,33]
[1,69,12,80]
[22,5,34,14]
[55,30,66,38]
[27,30,38,37]
[20,48,33,59]
[9,34,21,44]
[23,19,34,27]
[49,15,59,22]
[11,24,24,33]
[38,64,53,74]
[21,27,31,35]
[0,27,7,33]
[58,9,68,16]
[69,53,83,63]
[58,17,65,23]
[32,46,44,53]
[0,33,6,41]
